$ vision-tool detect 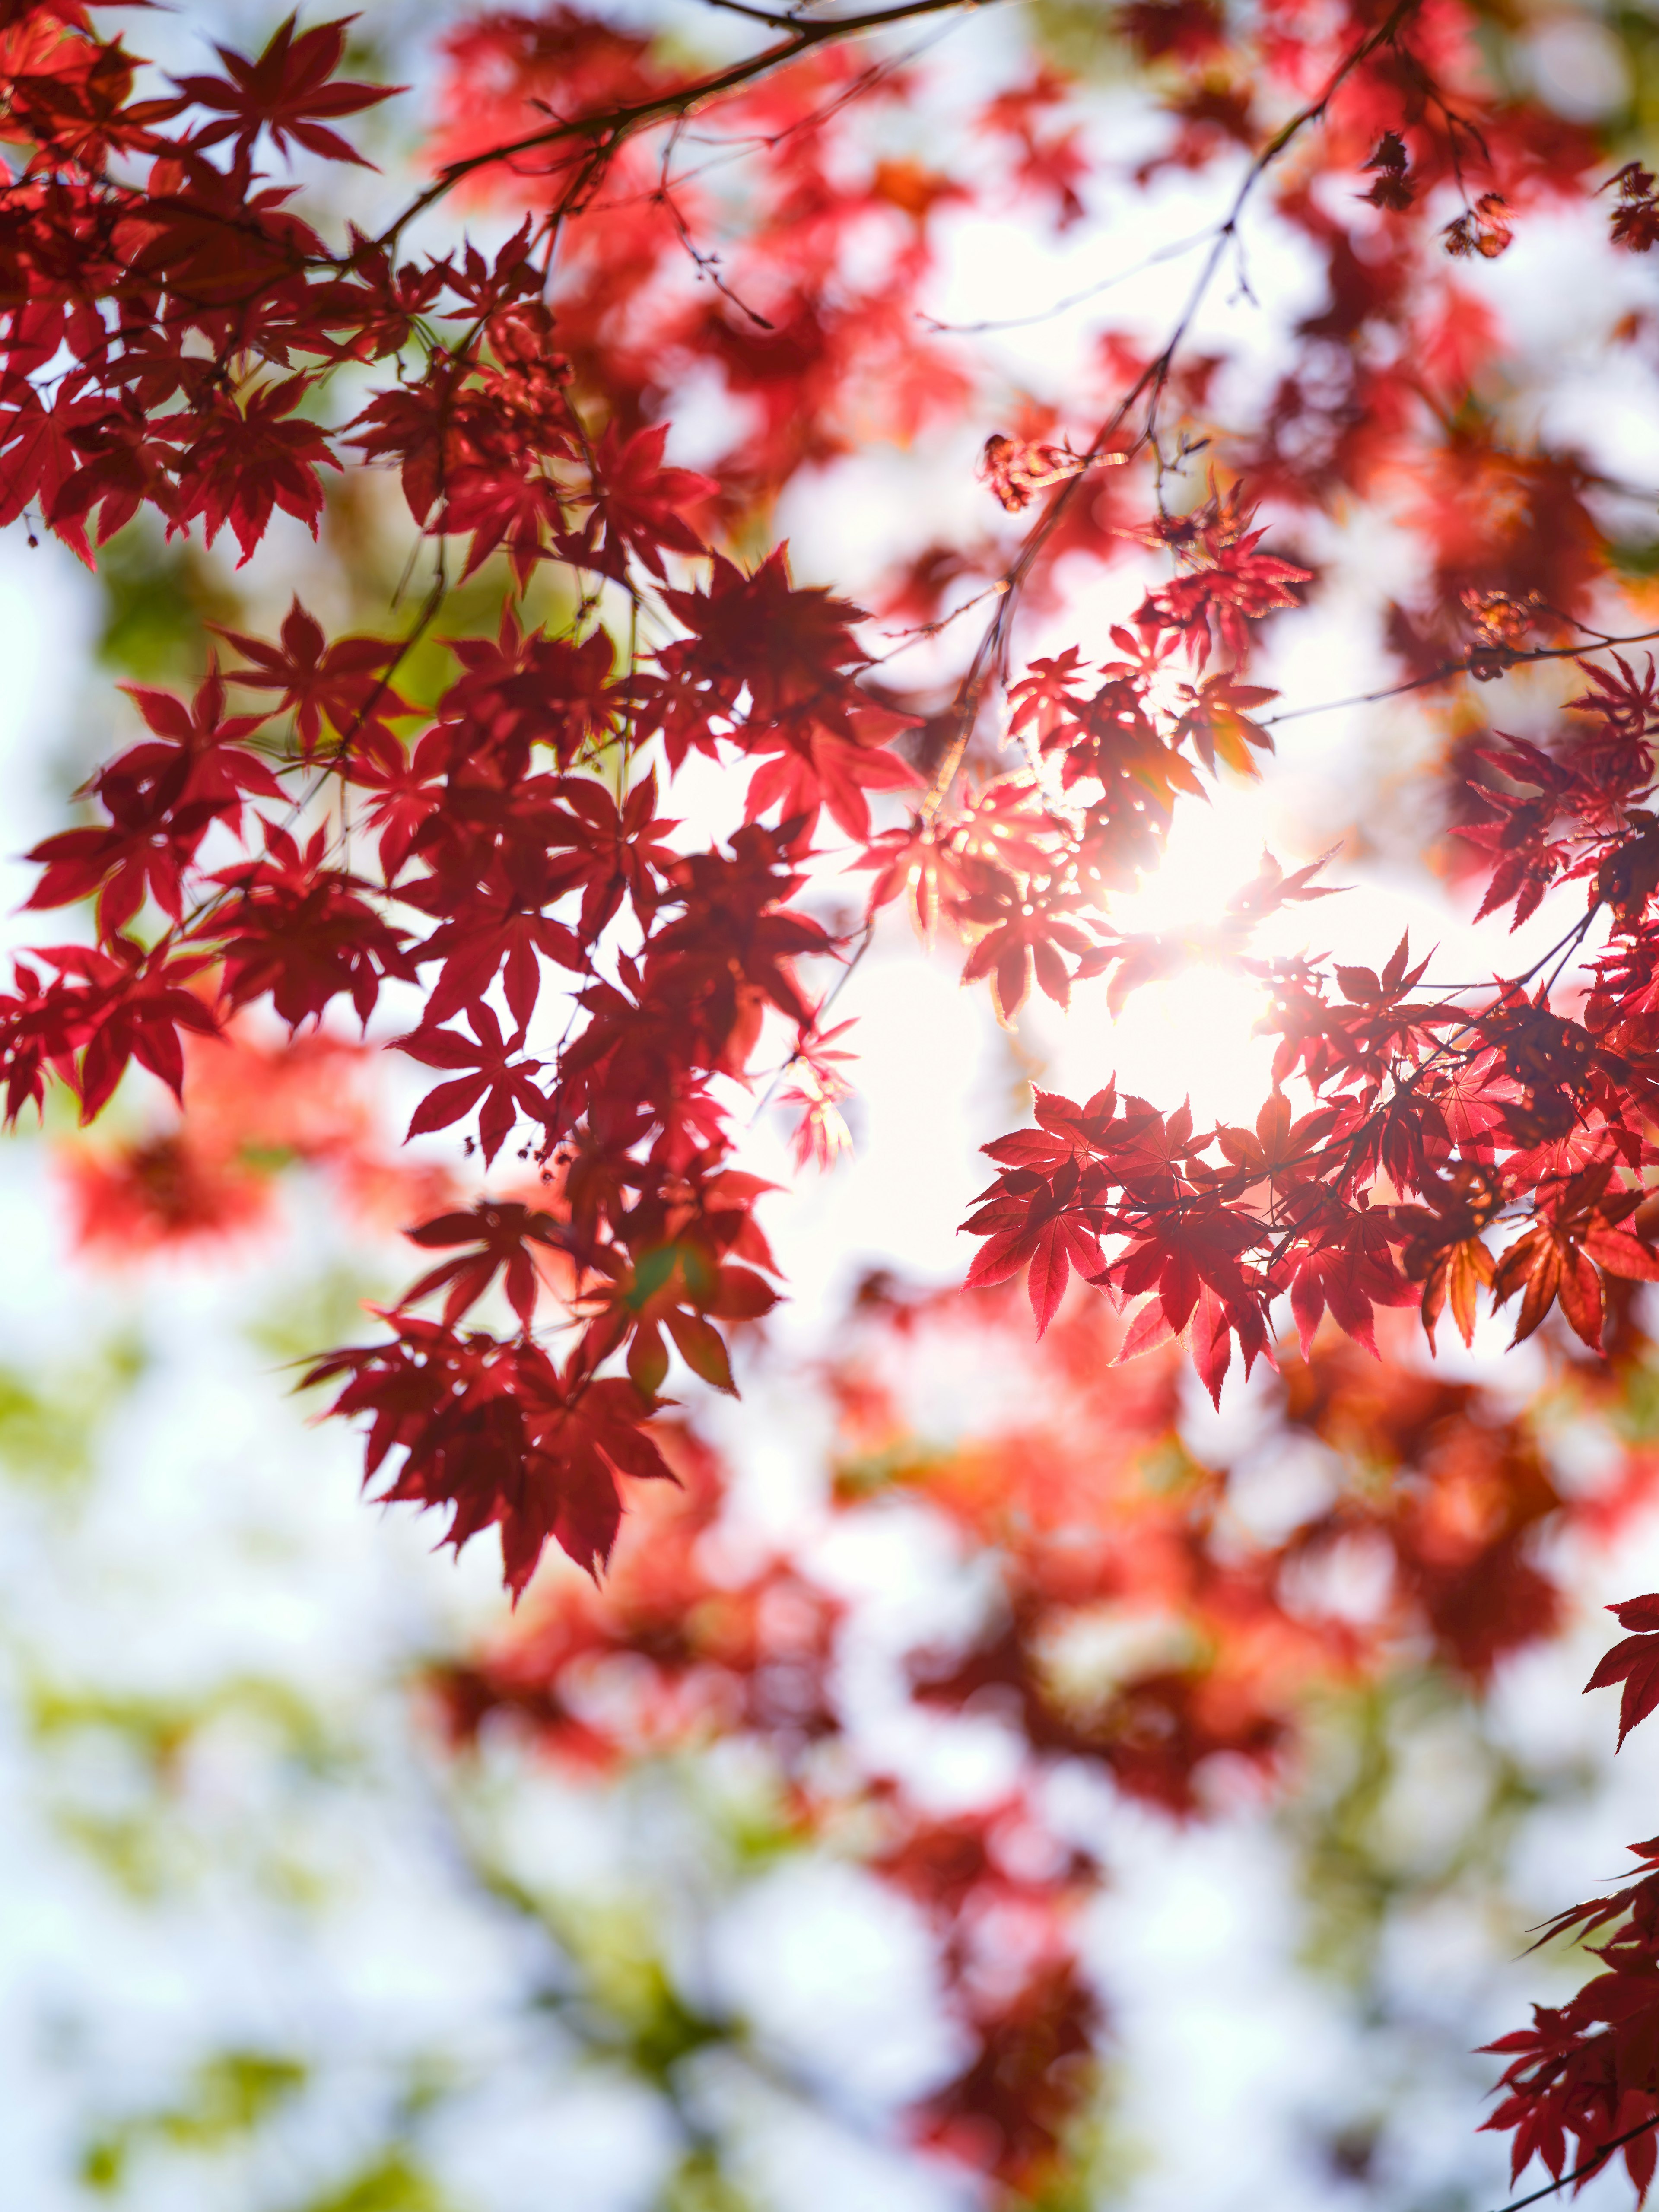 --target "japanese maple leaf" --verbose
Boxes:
[1006,647,1093,748]
[46,397,182,565]
[573,420,716,581]
[344,724,447,882]
[1106,1199,1266,1367]
[1173,672,1278,775]
[439,613,616,772]
[1417,1233,1496,1349]
[1492,1220,1608,1348]
[542,771,683,936]
[578,1240,773,1399]
[445,462,566,585]
[1585,1594,1659,1747]
[655,546,872,726]
[39,937,219,1120]
[414,887,587,1036]
[1459,763,1574,928]
[1493,1195,1659,1349]
[778,1023,856,1175]
[172,377,341,563]
[398,1198,568,1328]
[210,824,416,1027]
[172,13,398,167]
[1419,1046,1511,1153]
[0,385,87,543]
[110,666,284,814]
[118,171,324,310]
[510,1361,682,1593]
[1285,1201,1415,1356]
[1567,651,1659,743]
[961,1151,1110,1335]
[398,1004,549,1165]
[743,712,921,842]
[977,1086,1130,1176]
[855,814,975,941]
[26,772,221,939]
[583,1172,778,1366]
[216,597,411,757]
[1333,929,1437,1018]
[306,1321,674,1593]
[349,367,467,525]
[1215,1091,1335,1189]
[1136,492,1311,667]
[955,876,1098,1020]
[645,823,835,1051]
[0,957,79,1126]
[1396,1163,1507,1348]
[26,664,279,934]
